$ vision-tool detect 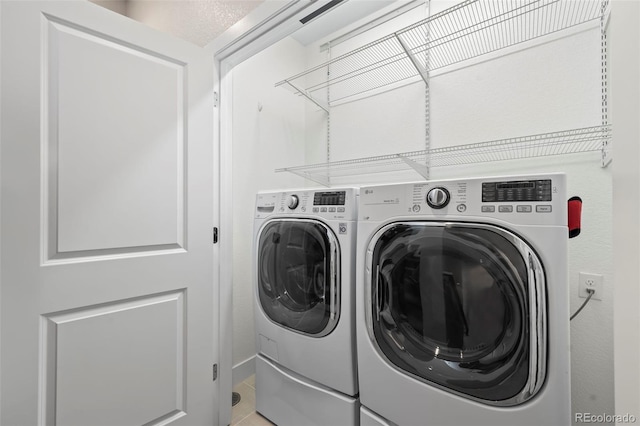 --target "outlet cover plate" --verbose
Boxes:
[579,272,603,300]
